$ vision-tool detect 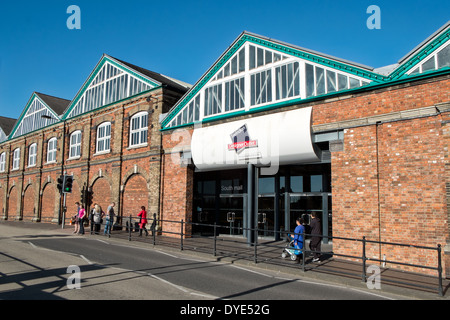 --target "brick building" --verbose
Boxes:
[160,23,450,276]
[0,54,189,225]
[1,22,450,277]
